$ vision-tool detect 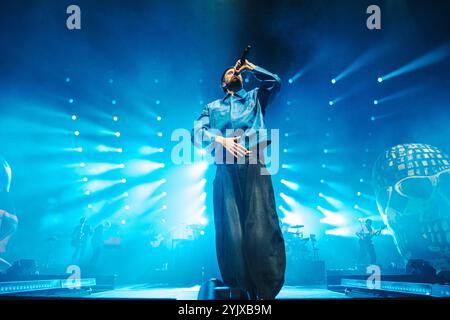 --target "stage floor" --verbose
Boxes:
[89,284,347,300]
